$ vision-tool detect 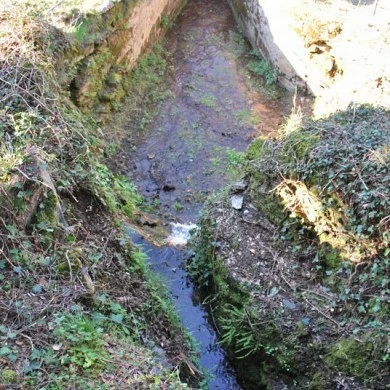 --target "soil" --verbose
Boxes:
[200,189,377,389]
